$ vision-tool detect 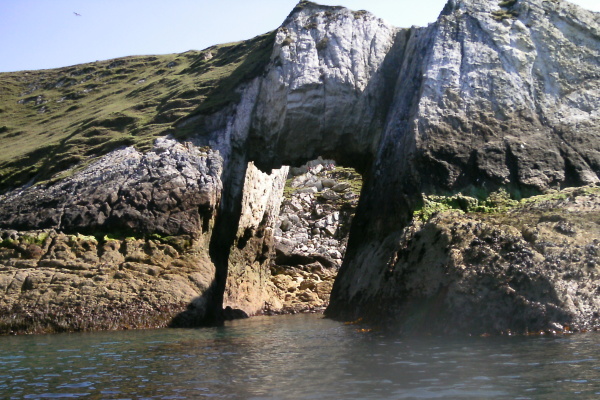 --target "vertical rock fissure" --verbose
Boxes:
[206,151,250,323]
